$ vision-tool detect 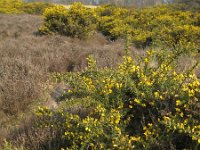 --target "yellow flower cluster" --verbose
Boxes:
[43,48,200,149]
[43,5,67,17]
